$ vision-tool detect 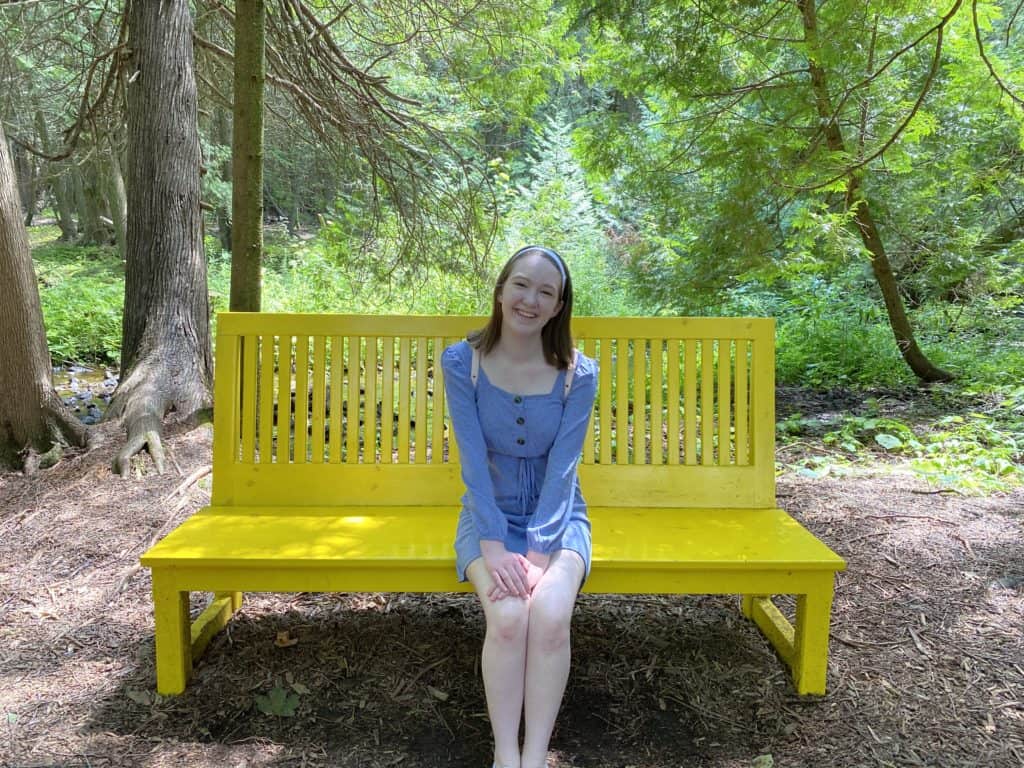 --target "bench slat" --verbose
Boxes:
[666,339,680,464]
[684,339,697,464]
[736,342,749,465]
